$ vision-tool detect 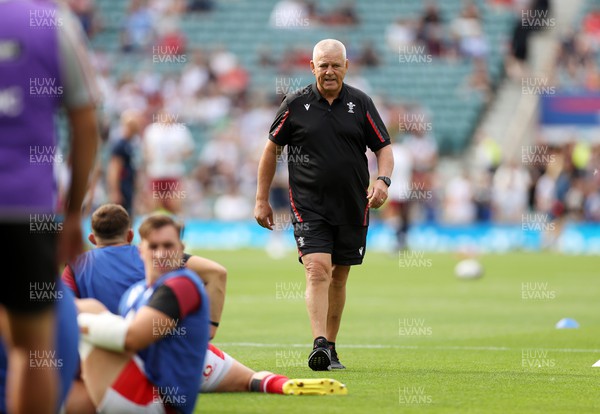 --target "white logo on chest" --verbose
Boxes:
[304,104,310,111]
[347,102,355,113]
